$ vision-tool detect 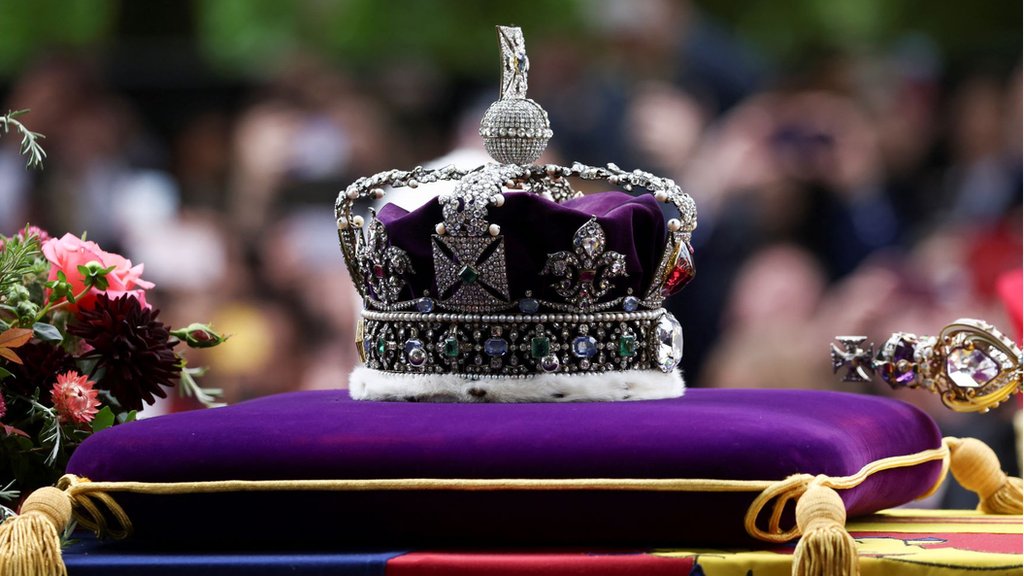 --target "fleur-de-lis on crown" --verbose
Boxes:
[359,216,414,303]
[541,218,627,309]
